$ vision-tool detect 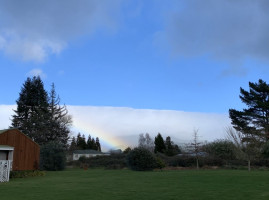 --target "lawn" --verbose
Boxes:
[1,169,269,200]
